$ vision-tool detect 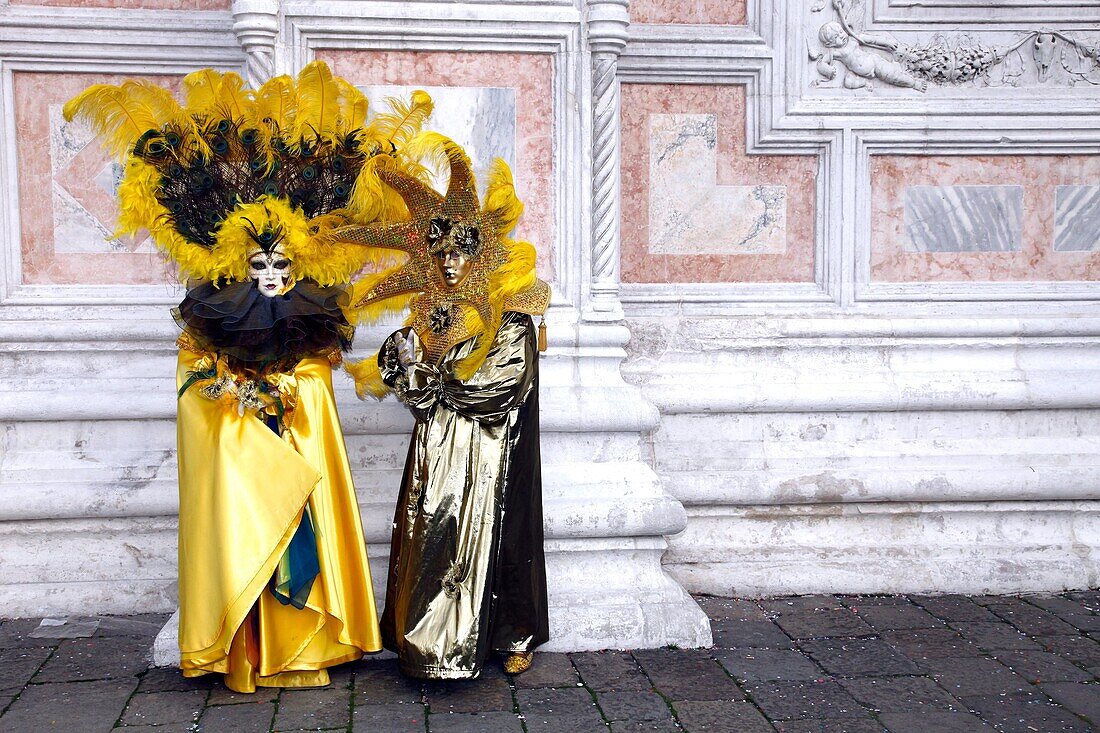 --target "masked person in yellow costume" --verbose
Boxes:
[339,134,551,679]
[64,63,435,691]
